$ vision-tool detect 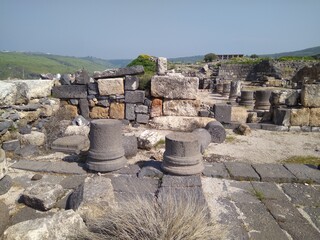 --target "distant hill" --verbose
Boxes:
[169,55,204,63]
[262,46,320,58]
[0,52,128,80]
